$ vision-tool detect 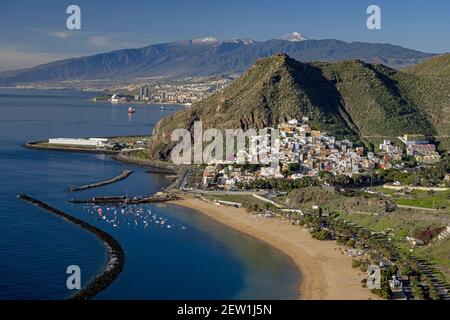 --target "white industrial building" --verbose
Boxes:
[48,138,107,147]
